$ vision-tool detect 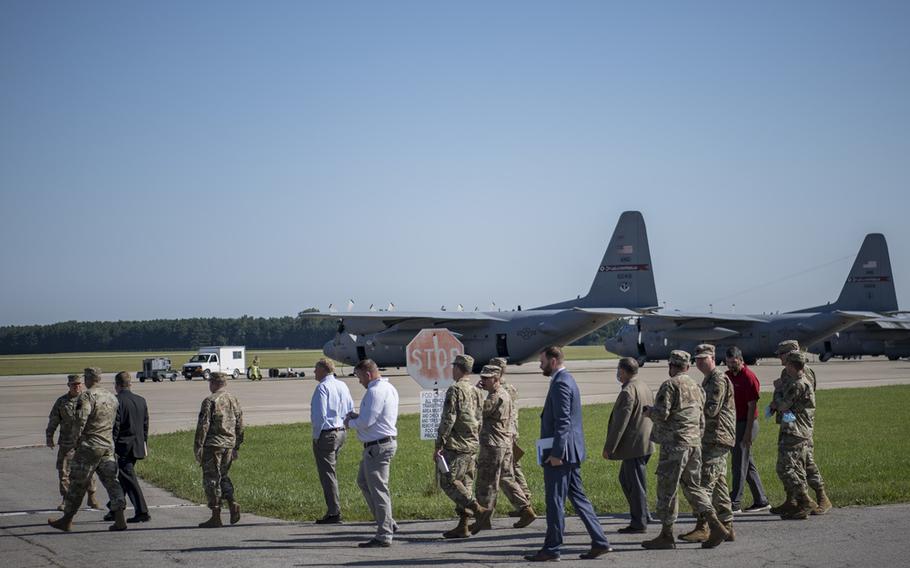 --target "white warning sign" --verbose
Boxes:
[419,389,446,440]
